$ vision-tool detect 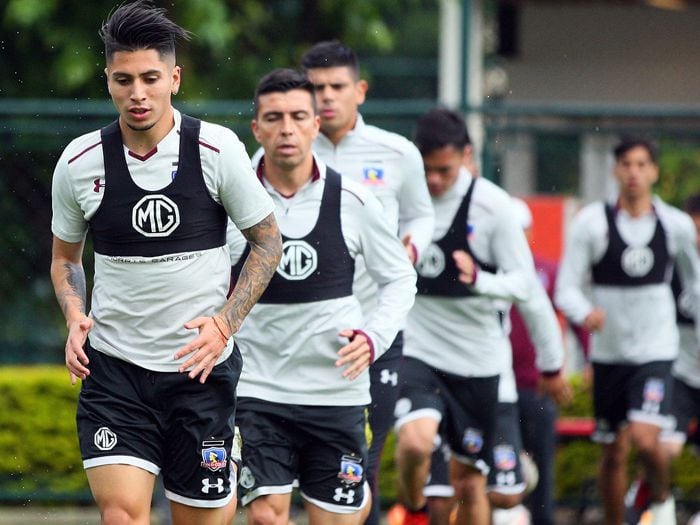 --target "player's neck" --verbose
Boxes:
[120,107,175,156]
[618,193,653,217]
[263,155,315,196]
[323,114,358,146]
